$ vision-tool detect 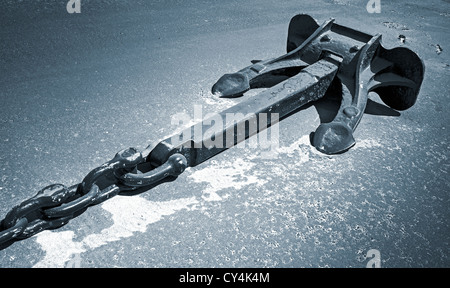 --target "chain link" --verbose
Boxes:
[0,146,187,249]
